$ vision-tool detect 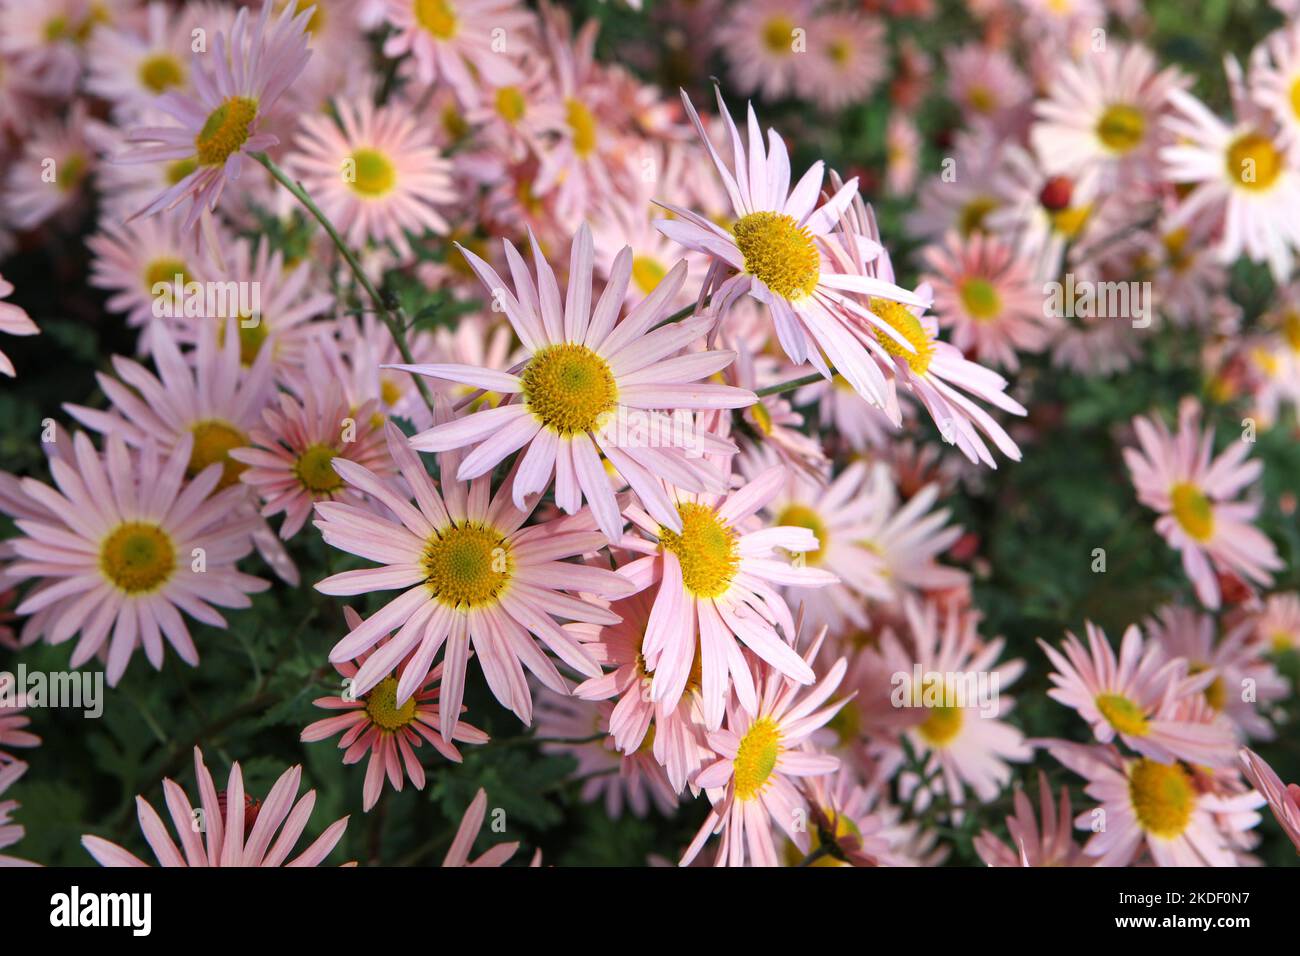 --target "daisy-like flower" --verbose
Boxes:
[6,433,268,684]
[0,760,34,866]
[921,231,1053,371]
[801,10,886,111]
[315,415,635,740]
[382,0,532,105]
[82,746,350,867]
[1162,80,1300,282]
[0,0,87,95]
[1123,398,1282,609]
[1239,747,1300,852]
[388,223,753,543]
[681,635,847,867]
[0,275,38,377]
[442,788,538,867]
[535,691,678,818]
[1039,620,1238,767]
[617,459,838,730]
[656,91,927,413]
[572,588,711,793]
[1253,591,1300,652]
[302,607,489,811]
[3,100,95,230]
[873,599,1030,810]
[1250,21,1300,146]
[824,181,1028,467]
[122,0,313,235]
[230,380,390,540]
[713,0,813,103]
[1031,43,1186,187]
[793,769,902,867]
[974,771,1090,867]
[288,97,455,258]
[86,1,193,118]
[1146,604,1288,741]
[1046,740,1261,867]
[944,42,1031,127]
